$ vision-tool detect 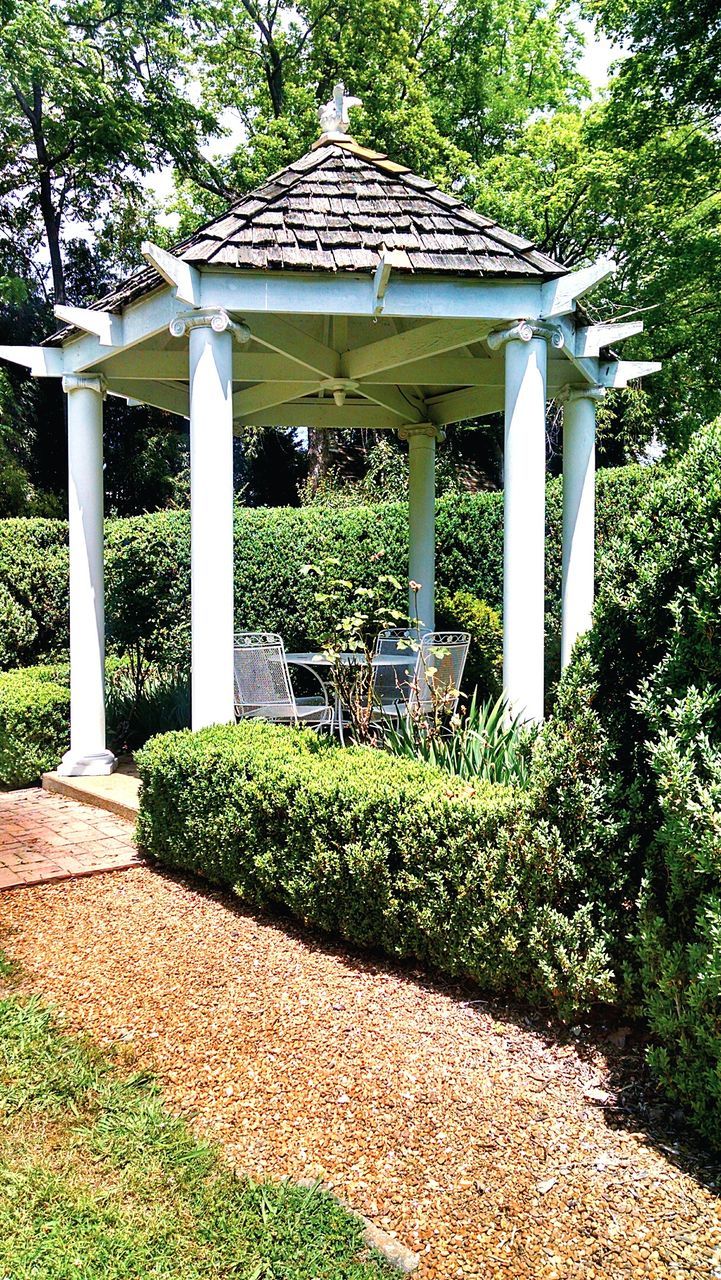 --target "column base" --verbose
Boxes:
[56,748,118,778]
